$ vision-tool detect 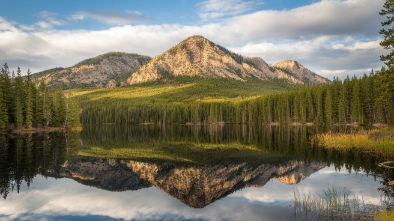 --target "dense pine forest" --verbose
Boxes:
[0,63,80,130]
[77,71,394,126]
